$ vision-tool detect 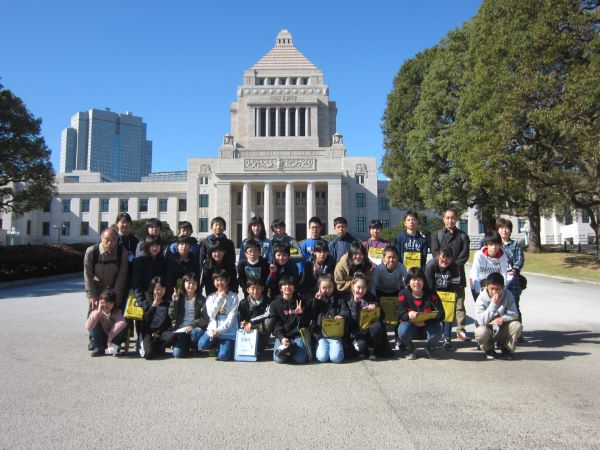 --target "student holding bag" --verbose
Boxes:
[310,274,346,364]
